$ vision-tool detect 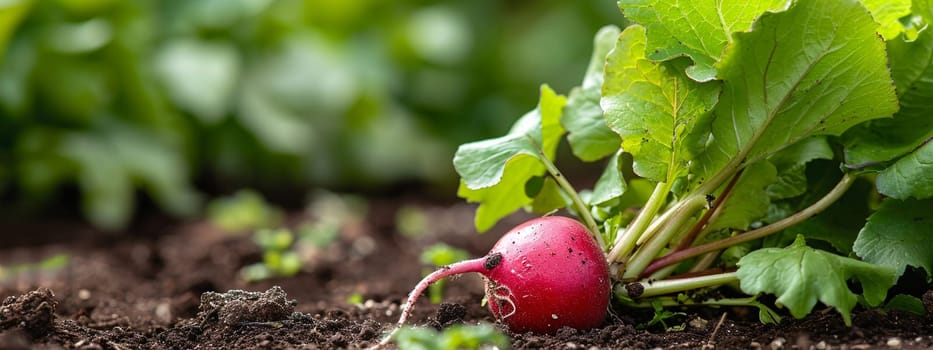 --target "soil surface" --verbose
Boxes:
[1,198,932,349]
